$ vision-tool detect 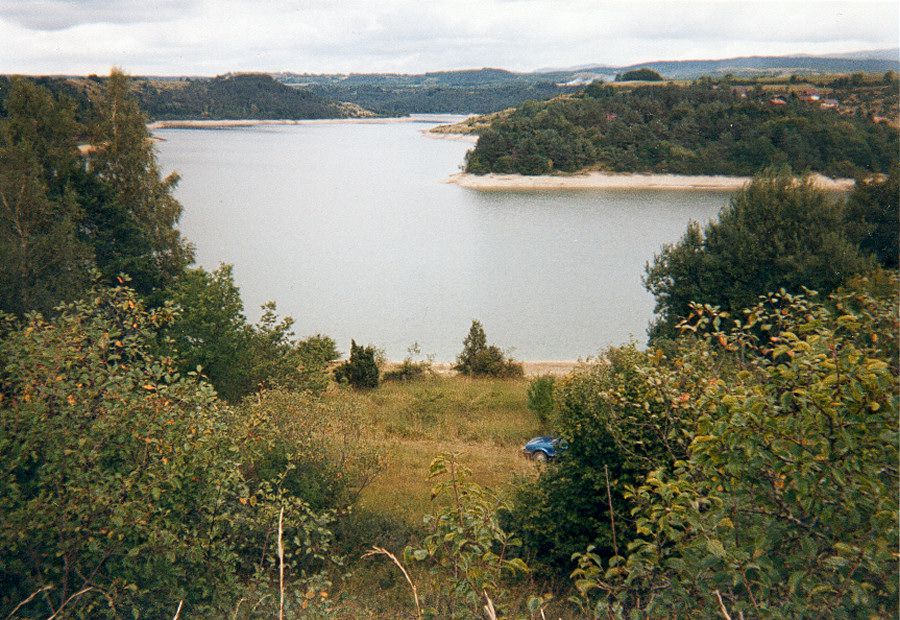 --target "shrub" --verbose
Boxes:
[505,342,714,572]
[334,339,380,389]
[644,169,872,340]
[234,389,380,513]
[844,165,899,269]
[166,265,337,401]
[404,453,529,617]
[570,283,899,618]
[0,283,342,618]
[383,342,433,382]
[525,375,555,423]
[454,320,524,378]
